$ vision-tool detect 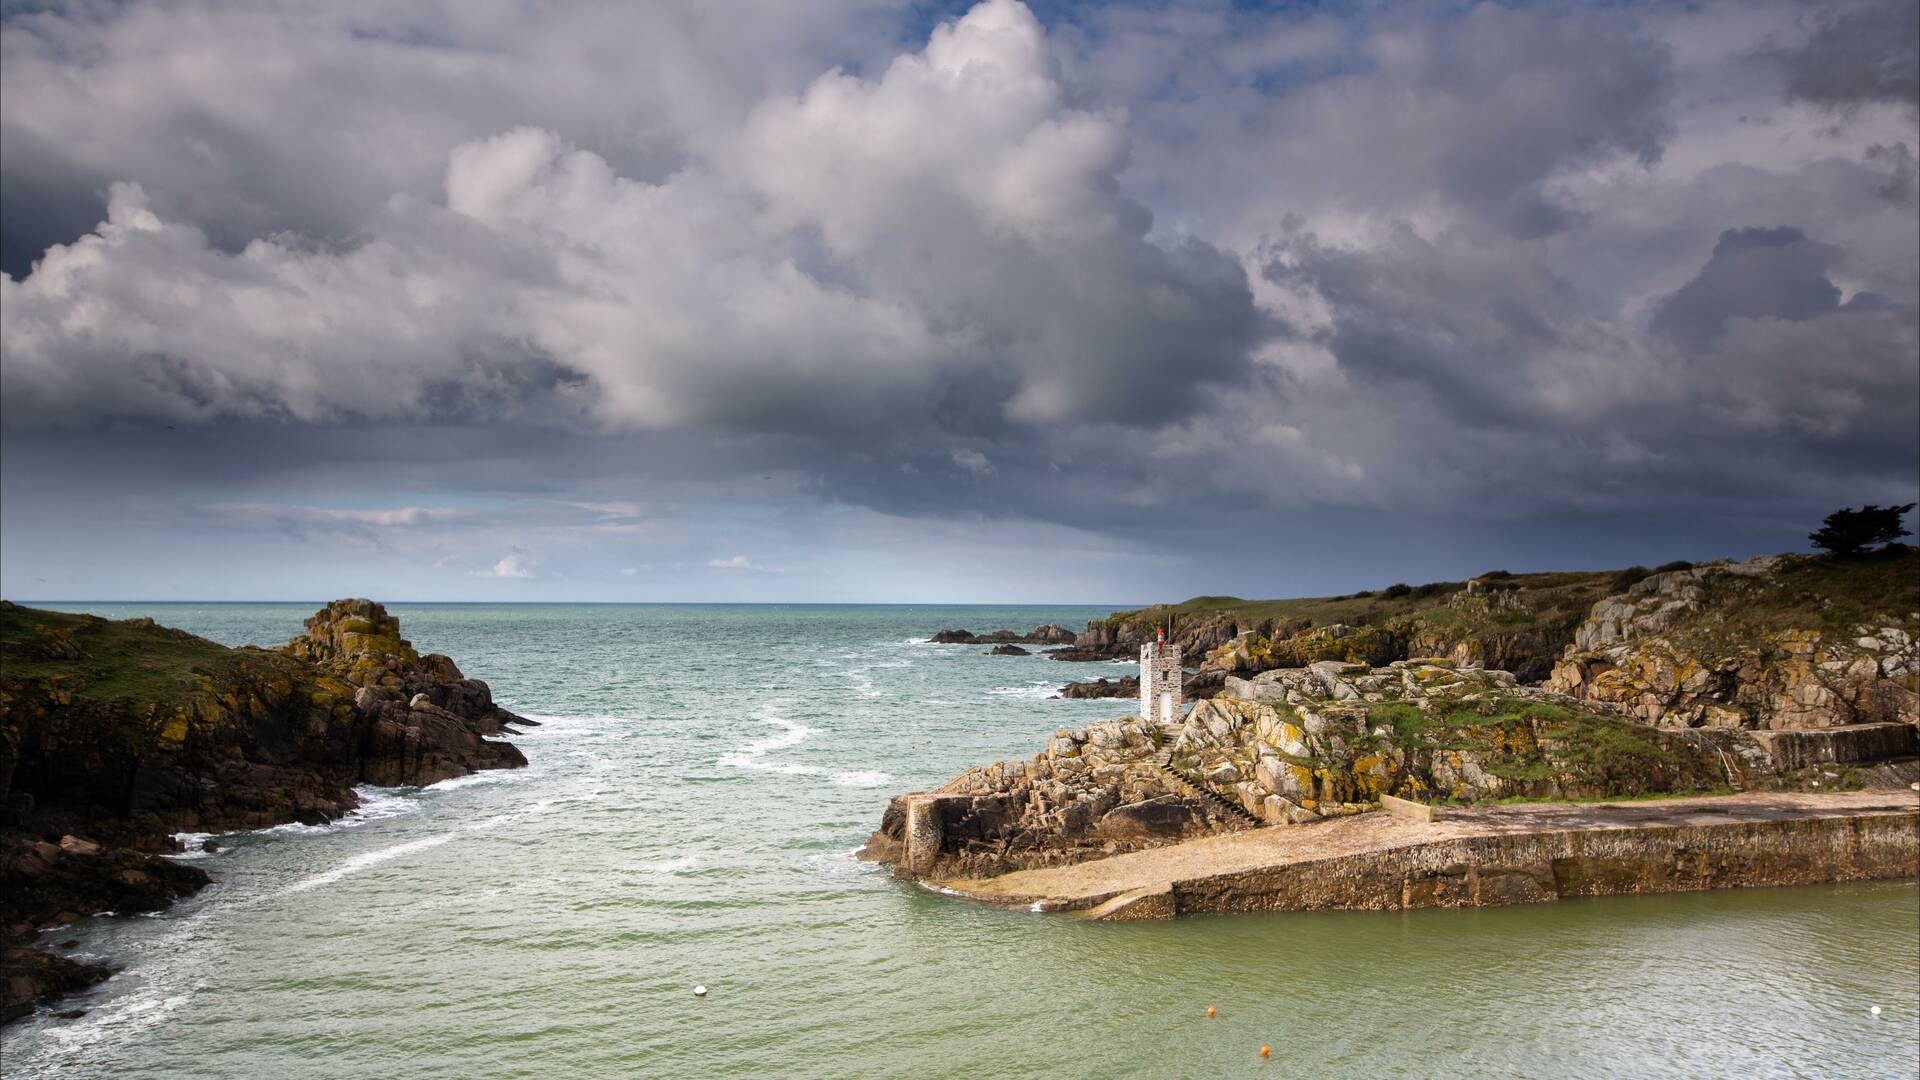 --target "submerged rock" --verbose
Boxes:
[931,624,1077,646]
[0,944,111,1024]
